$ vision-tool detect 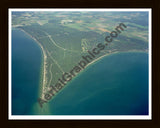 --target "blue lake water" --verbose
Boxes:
[12,29,149,115]
[49,52,148,115]
[12,28,42,115]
